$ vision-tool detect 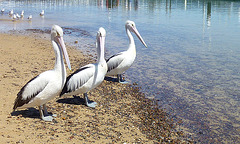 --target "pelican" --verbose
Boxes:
[105,20,147,84]
[20,10,24,18]
[60,27,107,108]
[13,25,71,121]
[9,9,13,15]
[27,15,32,20]
[40,10,44,16]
